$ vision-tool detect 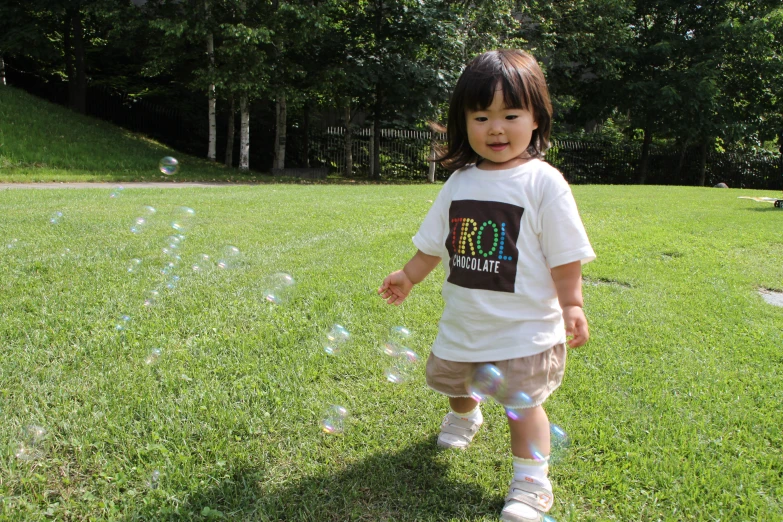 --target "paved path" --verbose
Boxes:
[0,182,254,189]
